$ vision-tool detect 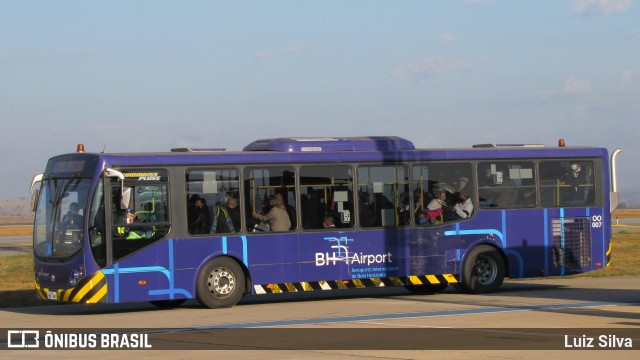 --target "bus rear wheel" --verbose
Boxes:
[196,257,245,308]
[459,245,505,294]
